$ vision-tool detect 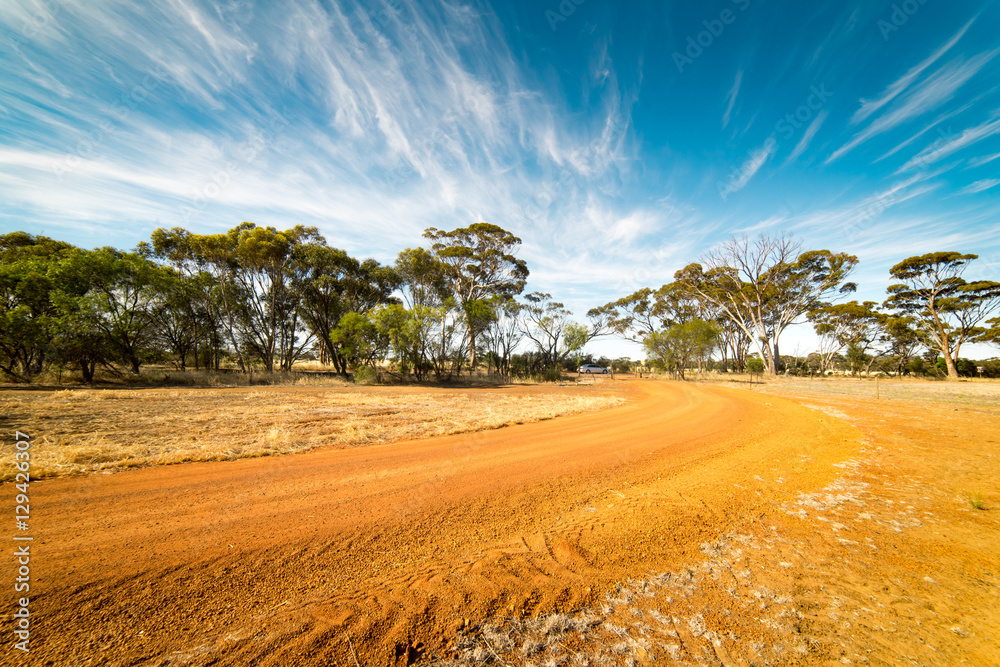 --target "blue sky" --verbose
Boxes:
[2,0,999,359]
